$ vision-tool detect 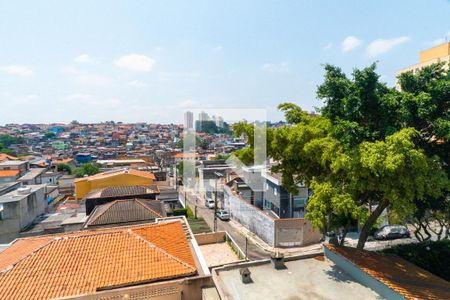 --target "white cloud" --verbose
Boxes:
[366,36,410,57]
[323,43,333,51]
[179,99,196,108]
[74,54,96,64]
[342,36,363,52]
[114,54,155,72]
[128,80,148,88]
[213,45,223,51]
[2,65,33,77]
[262,62,289,73]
